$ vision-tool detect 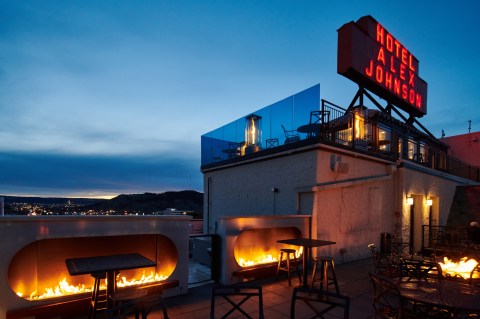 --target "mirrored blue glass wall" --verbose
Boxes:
[201,84,320,166]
